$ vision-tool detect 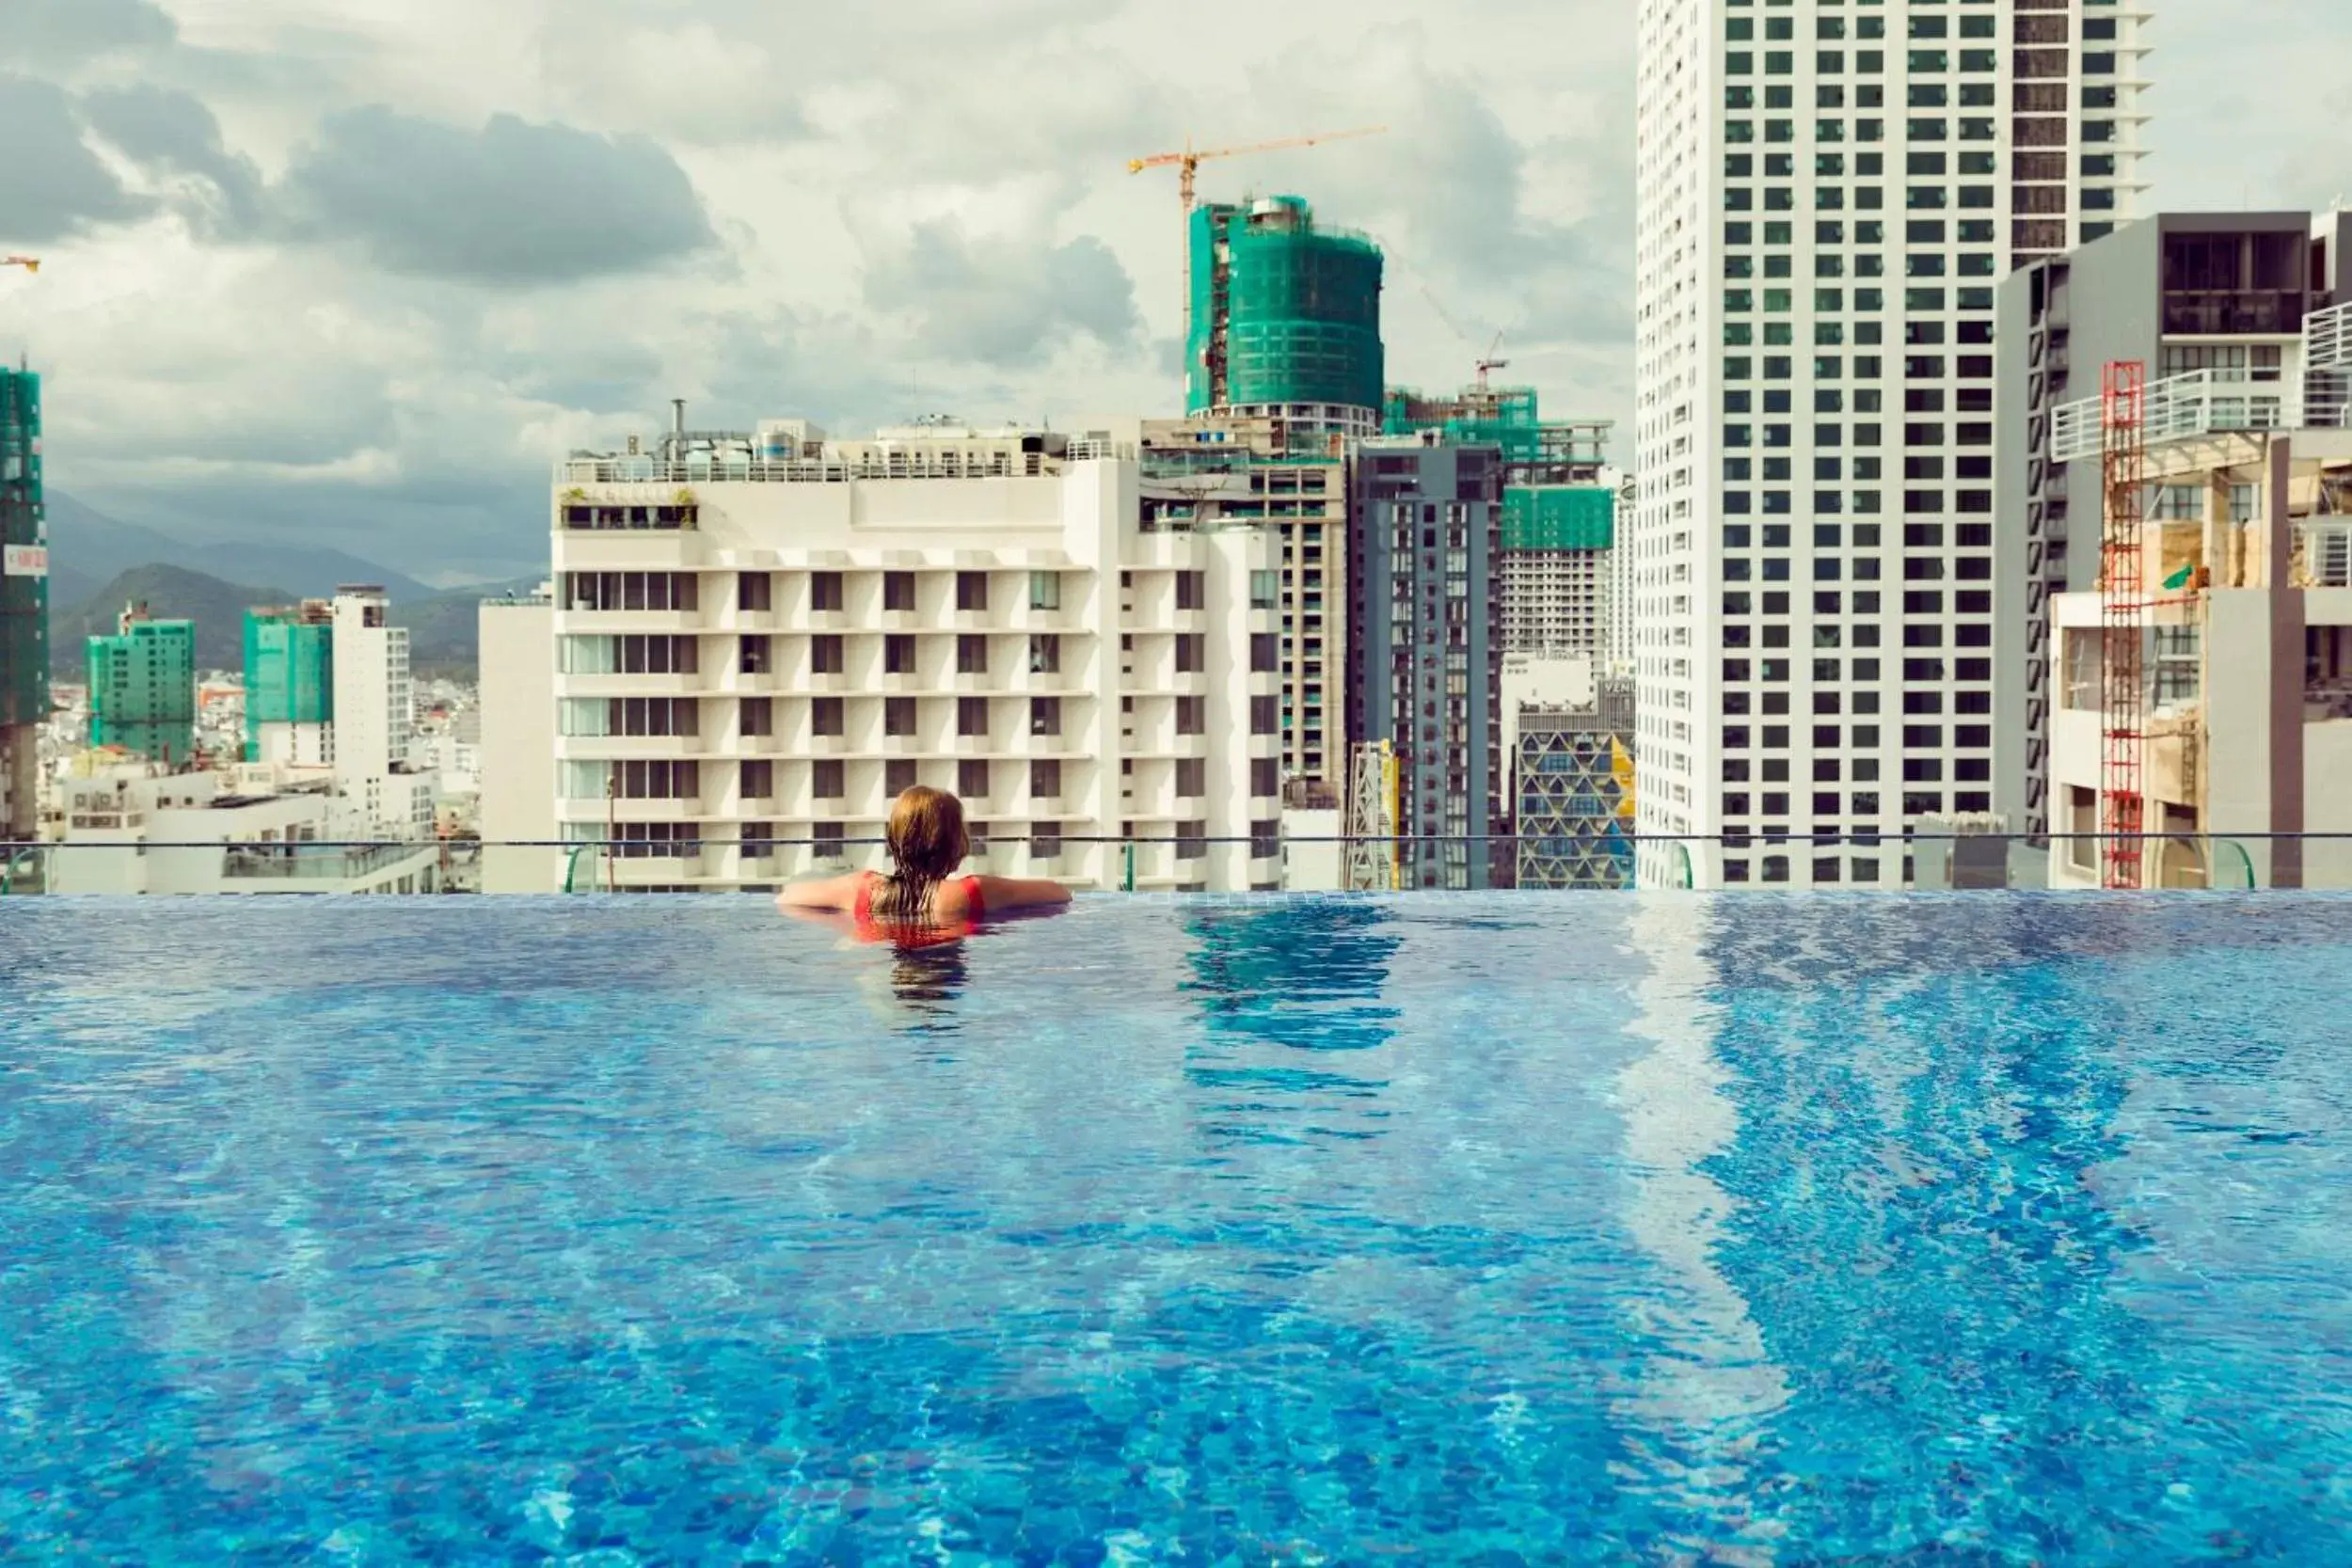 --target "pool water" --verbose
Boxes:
[4,895,2351,1563]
